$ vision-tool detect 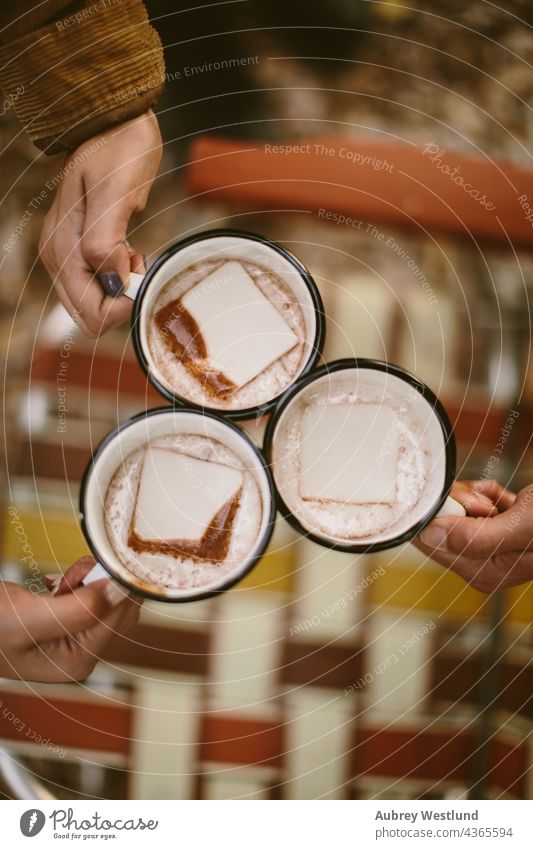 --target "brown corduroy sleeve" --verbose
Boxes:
[0,0,165,154]
[0,2,80,40]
